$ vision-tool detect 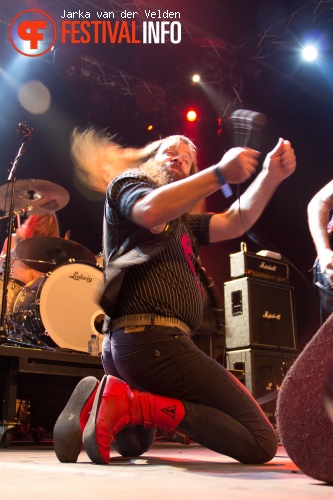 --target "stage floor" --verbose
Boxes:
[1,443,332,499]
